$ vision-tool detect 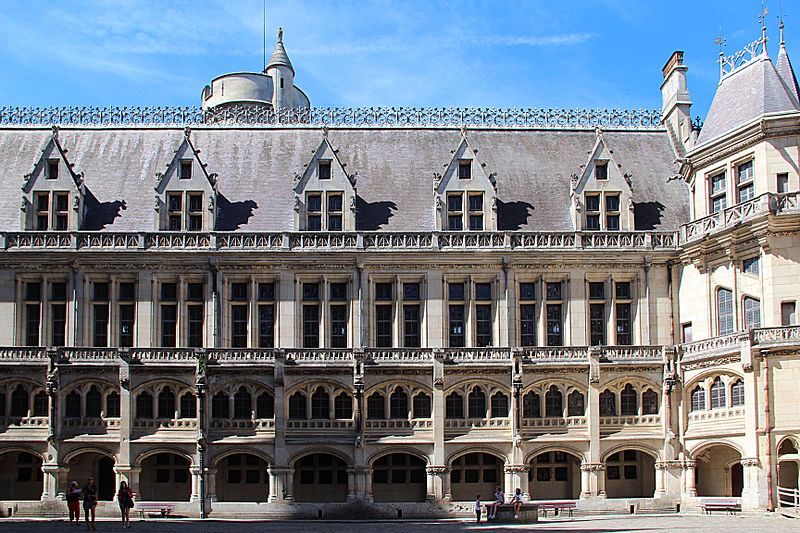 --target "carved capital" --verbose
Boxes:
[426,465,449,475]
[580,462,605,472]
